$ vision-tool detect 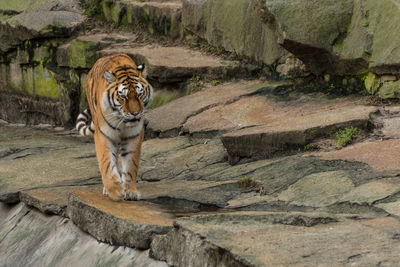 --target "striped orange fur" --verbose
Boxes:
[75,54,153,201]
